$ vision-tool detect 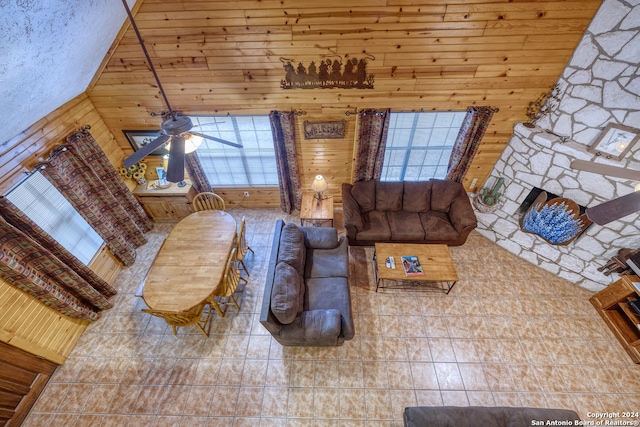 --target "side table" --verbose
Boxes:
[300,194,334,227]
